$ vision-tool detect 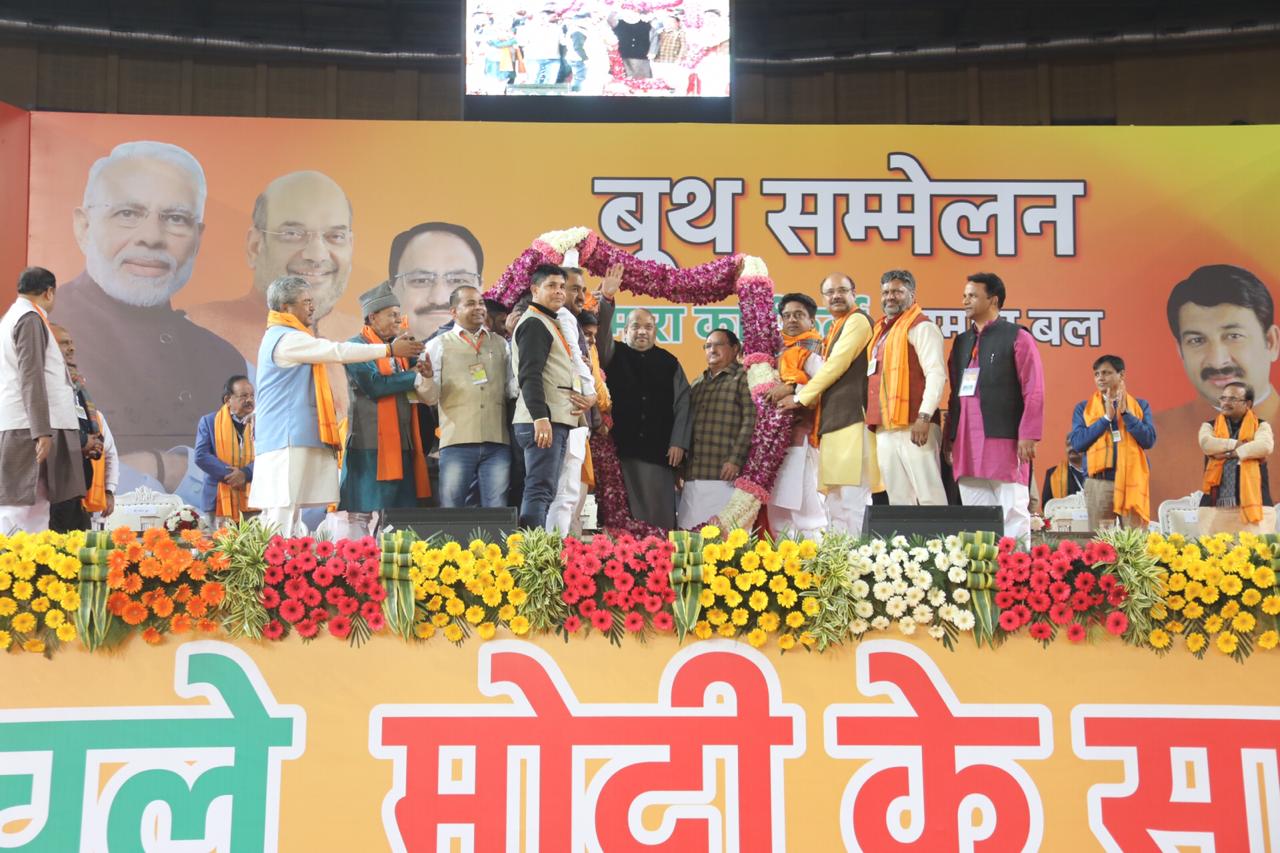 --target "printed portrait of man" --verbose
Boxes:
[387,222,485,341]
[52,140,248,476]
[1147,264,1280,505]
[188,169,360,362]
